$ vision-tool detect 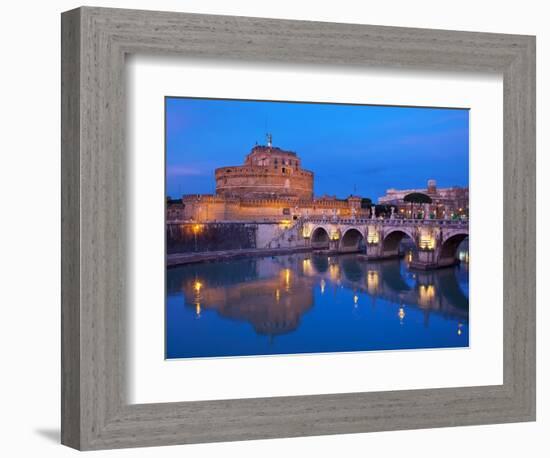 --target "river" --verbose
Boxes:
[166,250,469,359]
